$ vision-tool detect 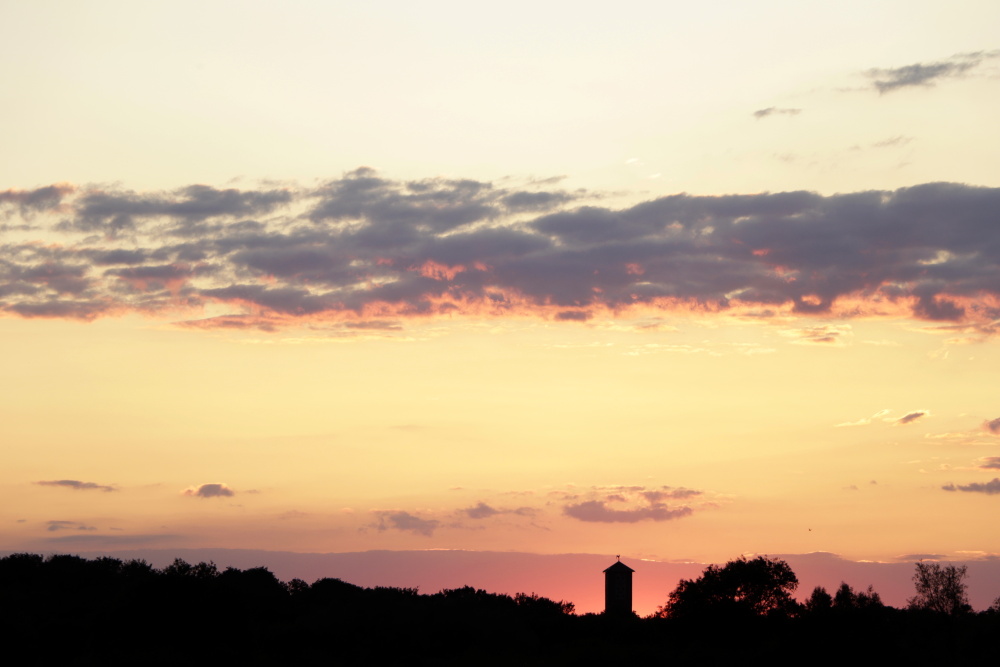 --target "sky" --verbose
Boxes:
[3,0,1000,610]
